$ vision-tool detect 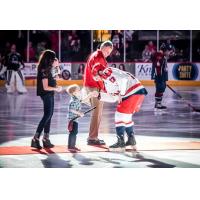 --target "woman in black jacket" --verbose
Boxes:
[31,50,62,149]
